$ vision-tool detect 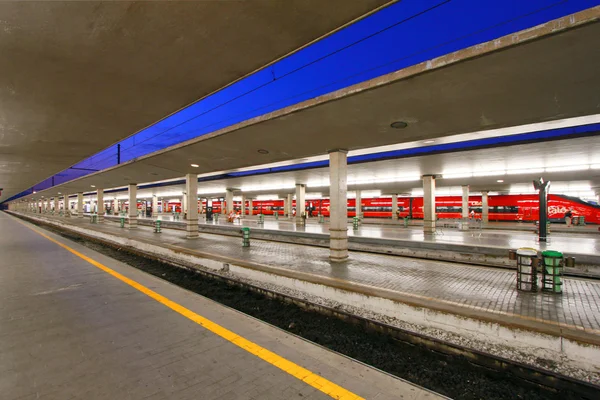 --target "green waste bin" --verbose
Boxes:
[352,216,359,230]
[541,250,563,294]
[120,217,125,228]
[154,220,162,233]
[258,214,264,224]
[404,216,410,228]
[319,214,324,224]
[241,227,250,247]
[578,216,585,226]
